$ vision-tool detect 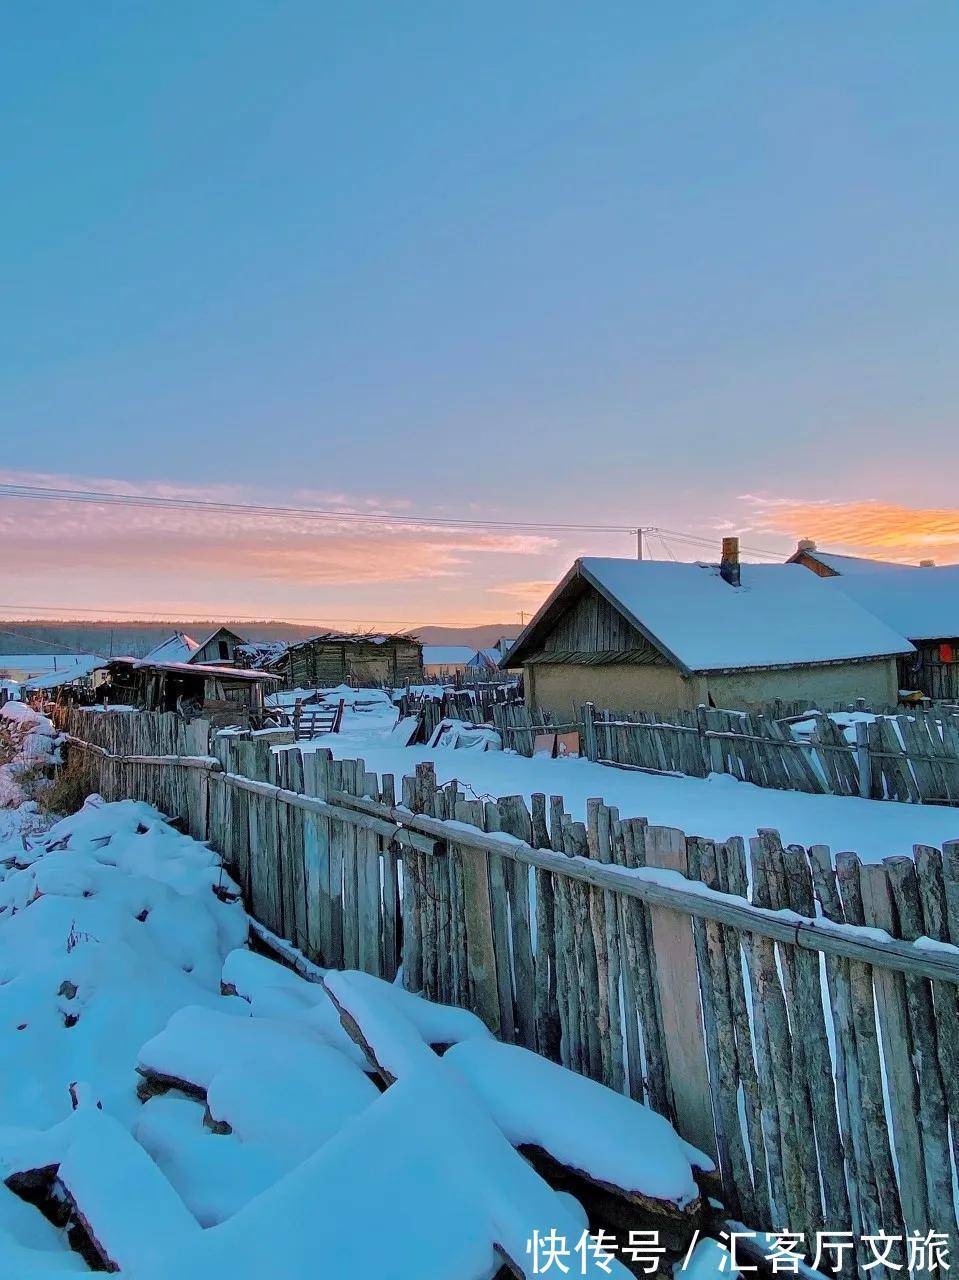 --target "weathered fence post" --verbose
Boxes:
[582,702,598,761]
[855,720,871,799]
